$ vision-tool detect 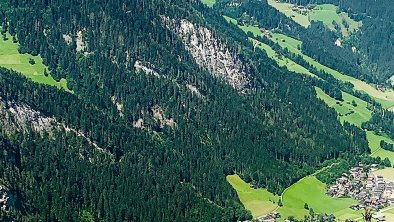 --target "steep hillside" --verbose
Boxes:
[0,0,378,221]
